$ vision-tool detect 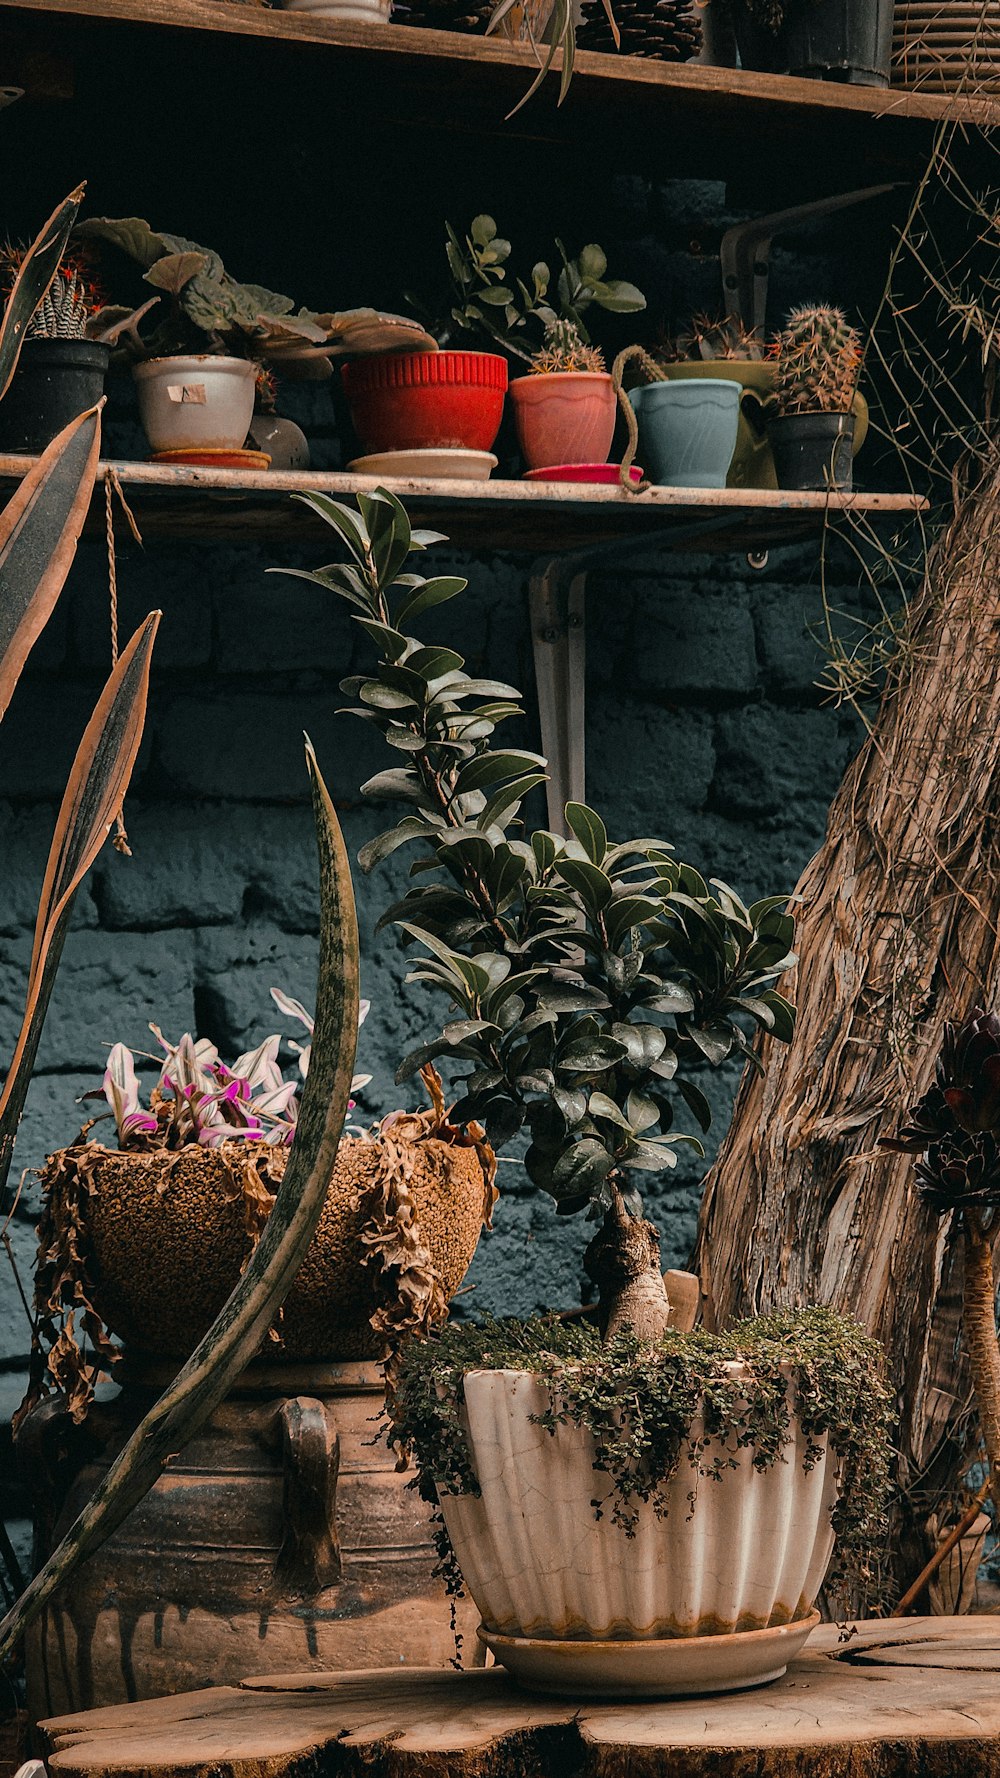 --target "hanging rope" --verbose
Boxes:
[103,468,143,857]
[610,345,668,495]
